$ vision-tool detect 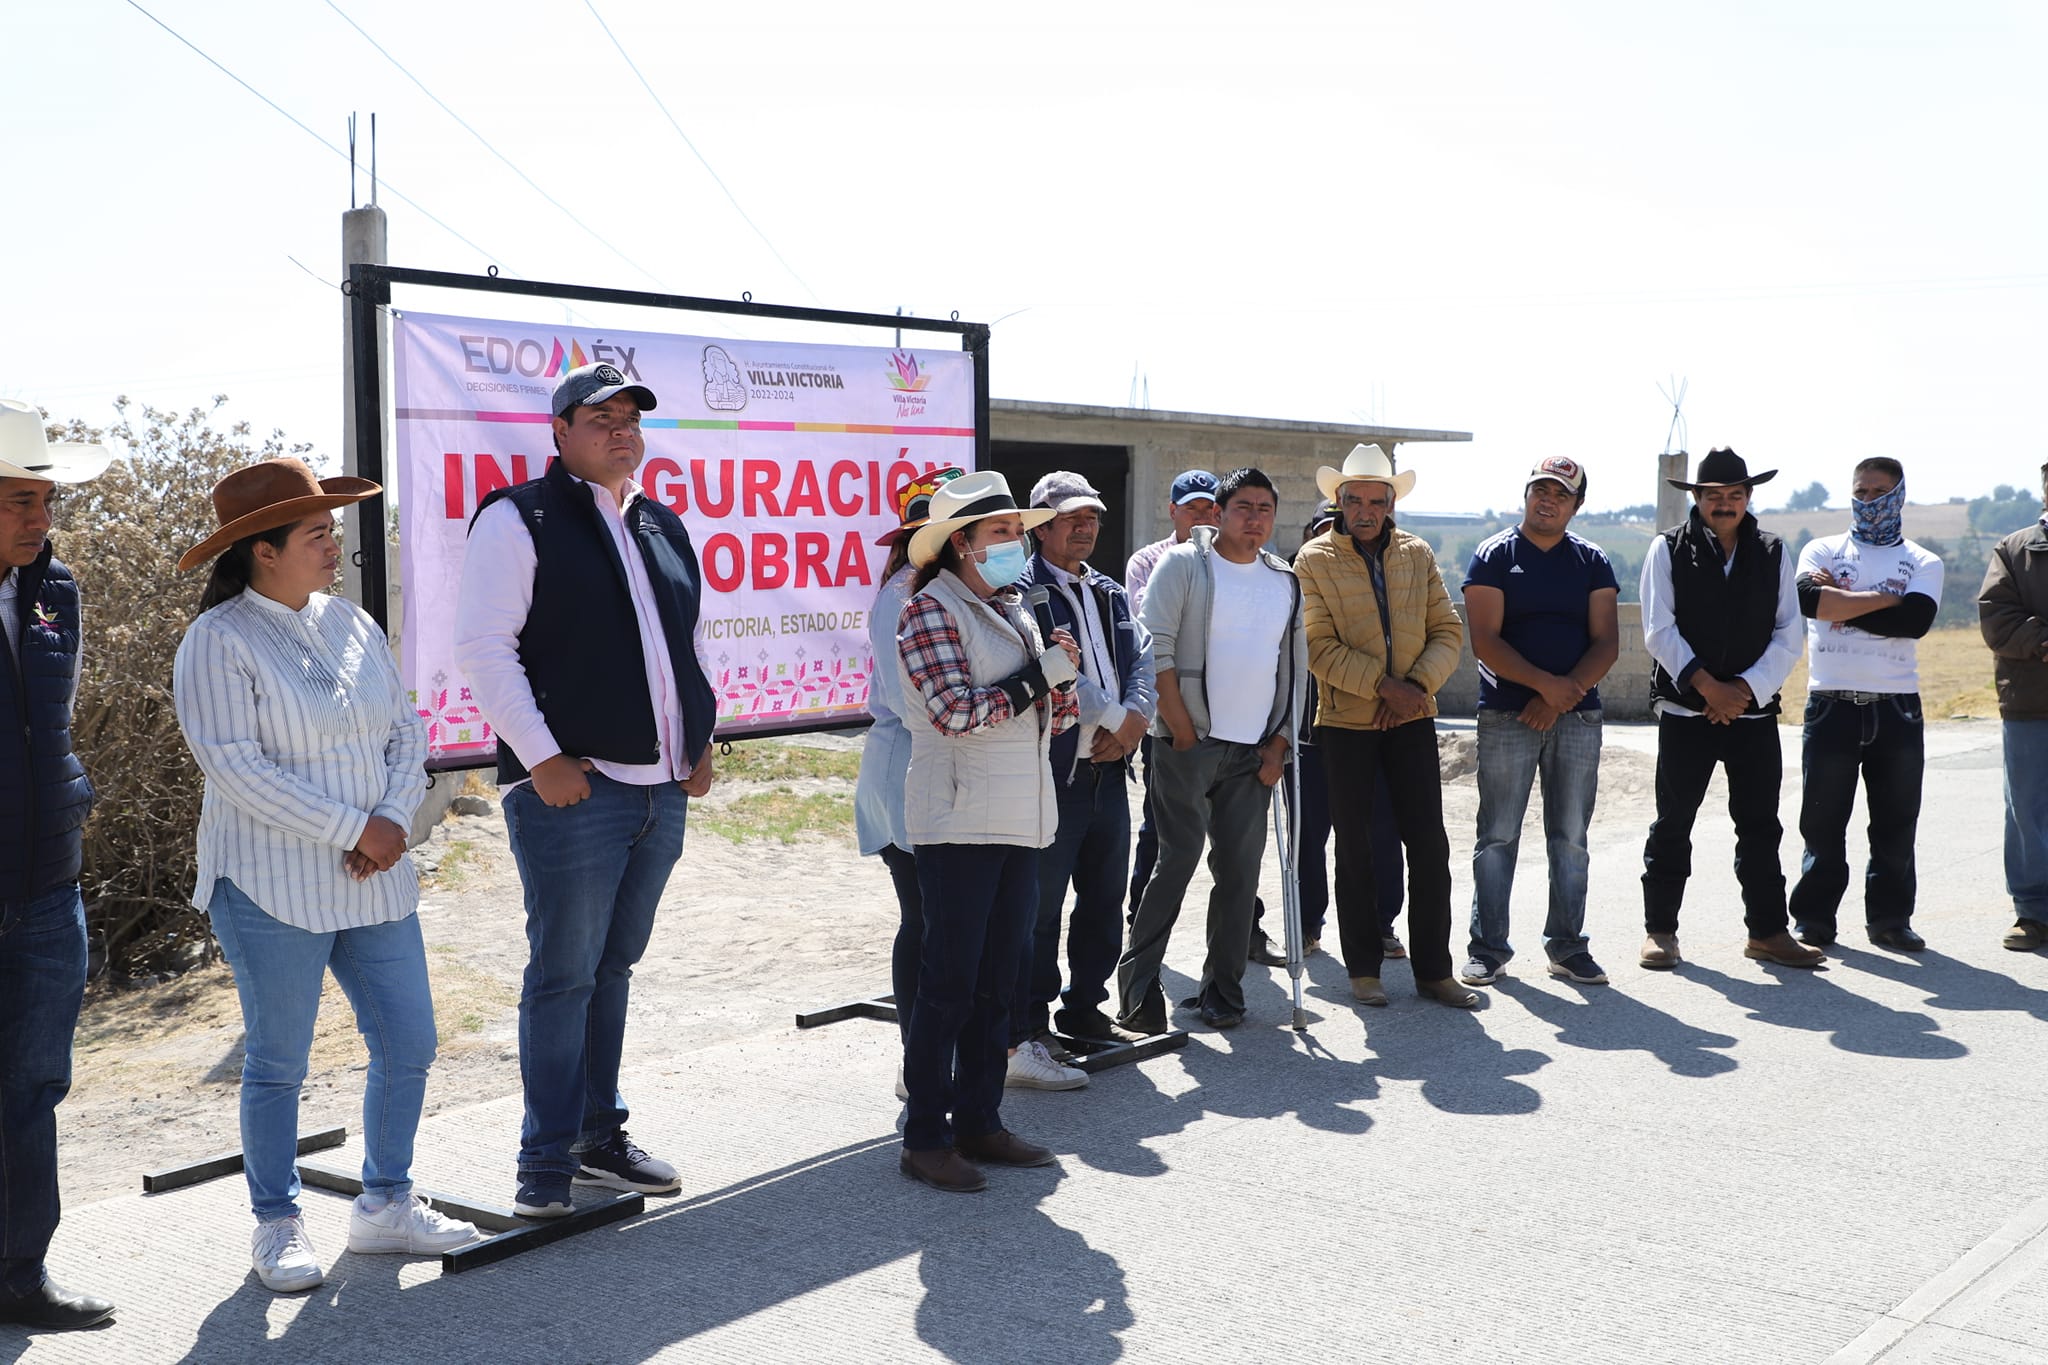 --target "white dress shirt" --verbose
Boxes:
[454,474,695,785]
[1640,532,1802,719]
[174,589,427,933]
